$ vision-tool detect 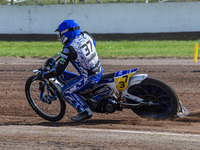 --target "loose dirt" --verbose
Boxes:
[1,57,200,149]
